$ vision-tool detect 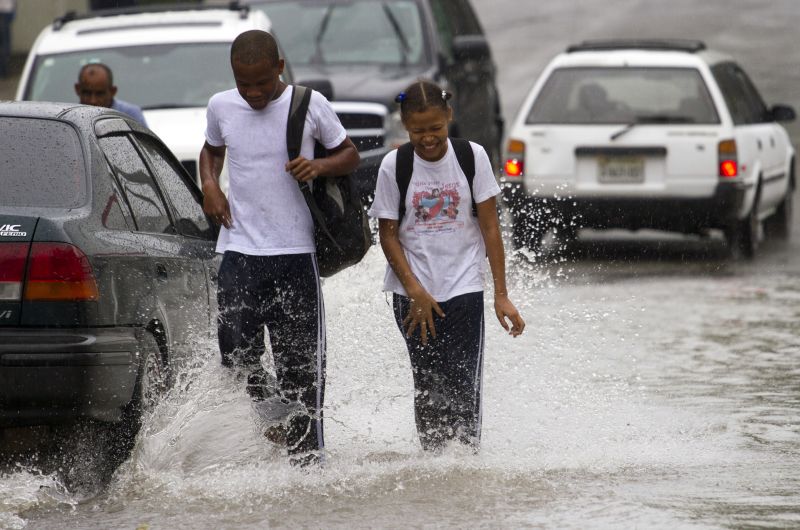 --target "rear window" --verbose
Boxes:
[527,67,720,125]
[0,117,86,208]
